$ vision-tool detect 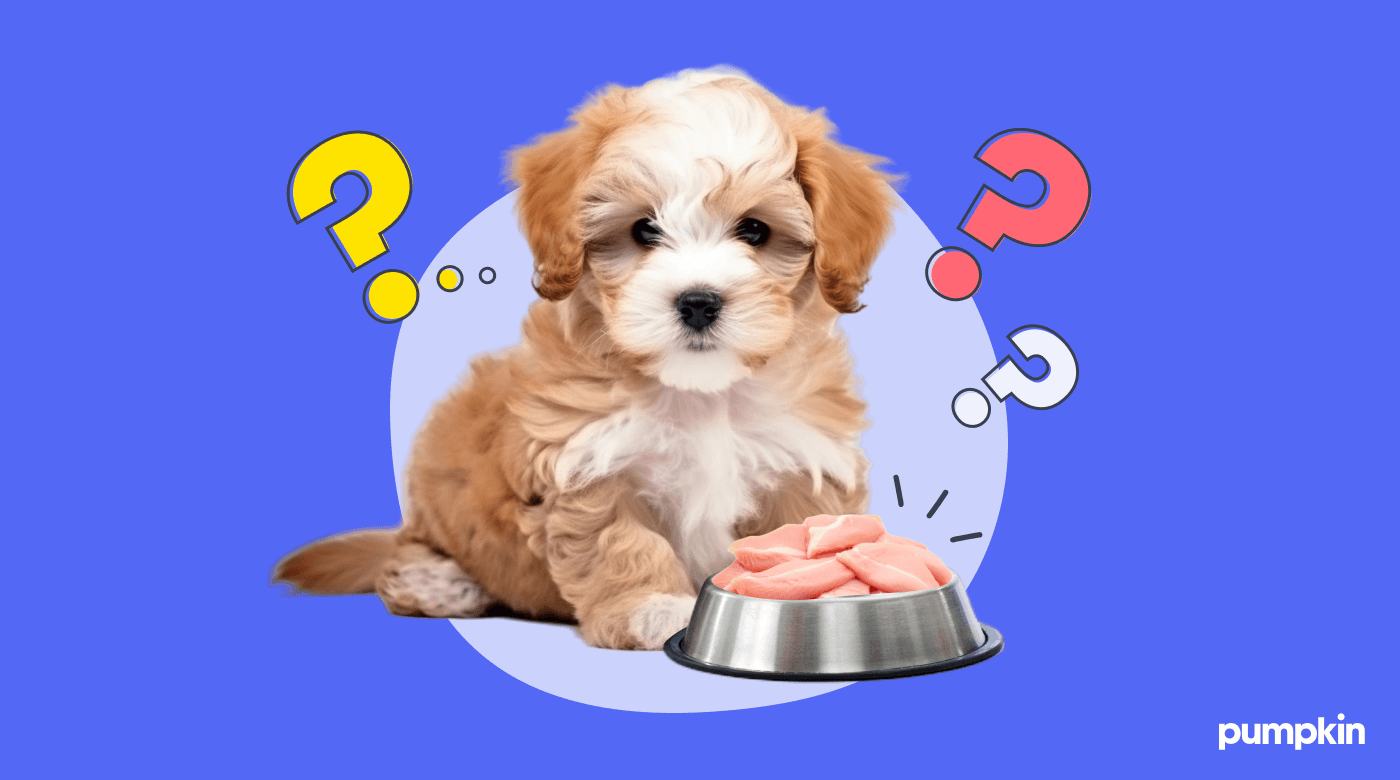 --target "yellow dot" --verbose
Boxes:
[437,266,461,291]
[363,270,419,322]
